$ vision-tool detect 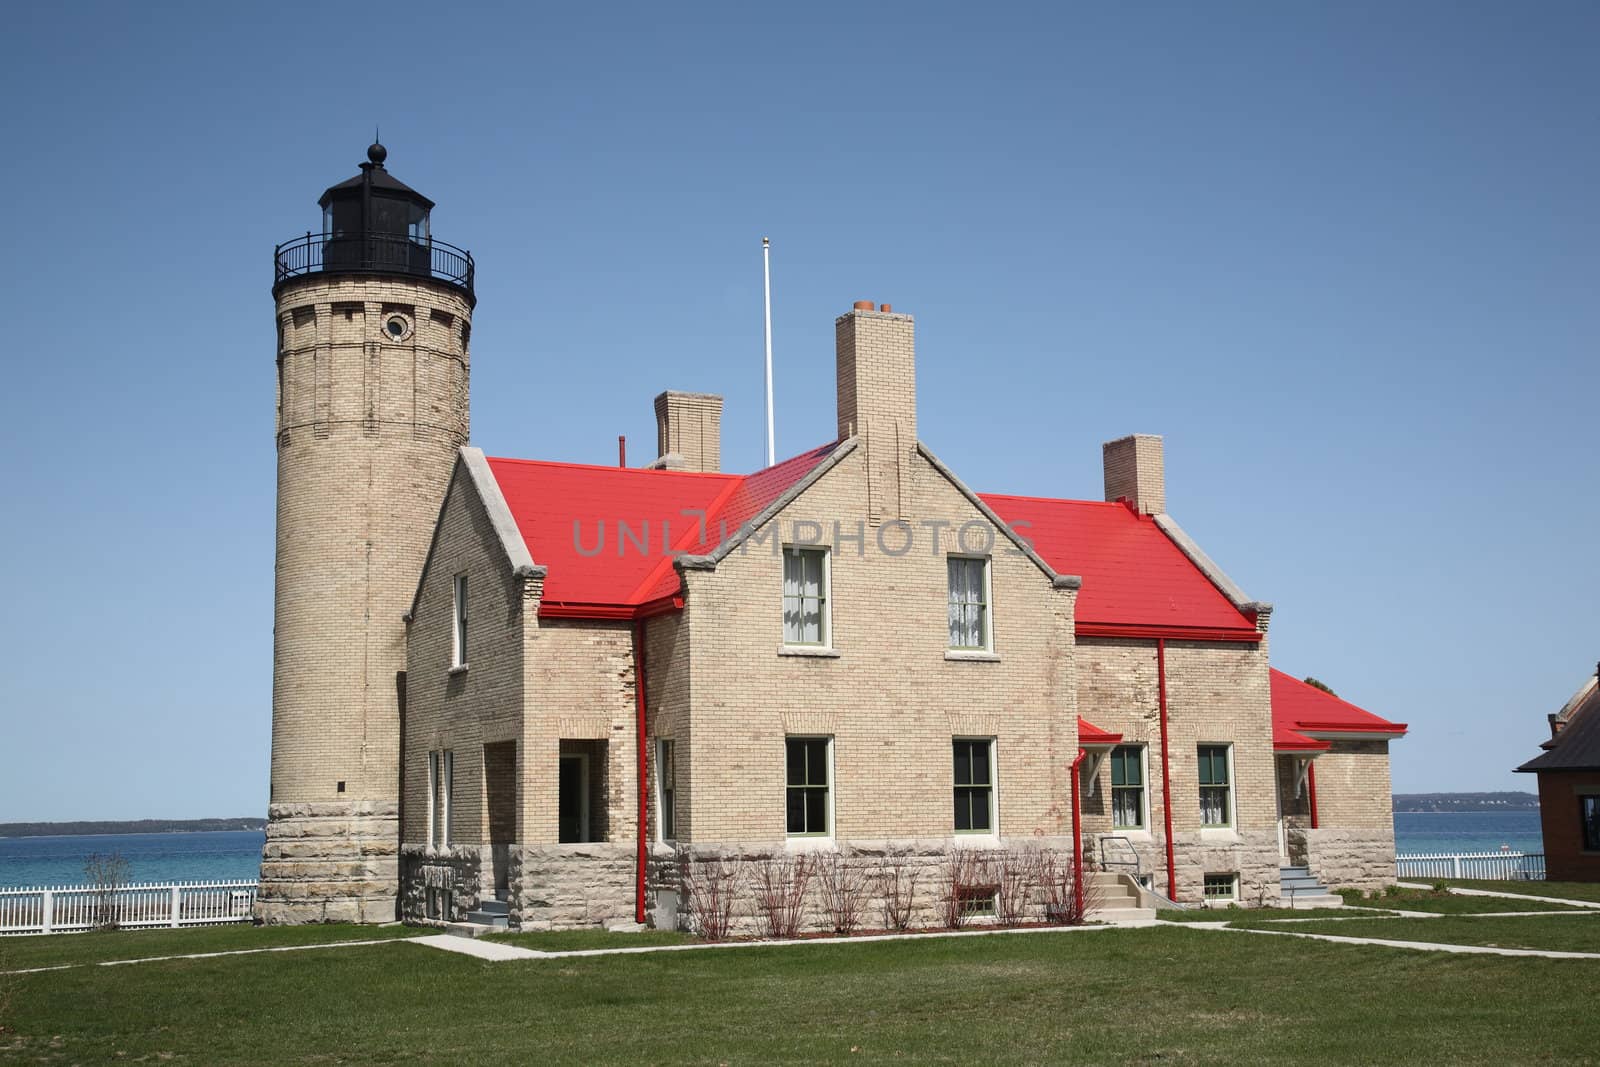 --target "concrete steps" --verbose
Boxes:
[1279,866,1343,910]
[1086,872,1156,923]
[457,898,510,934]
